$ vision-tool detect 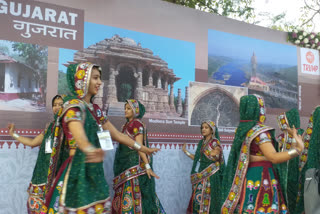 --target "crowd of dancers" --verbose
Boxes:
[8,62,319,213]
